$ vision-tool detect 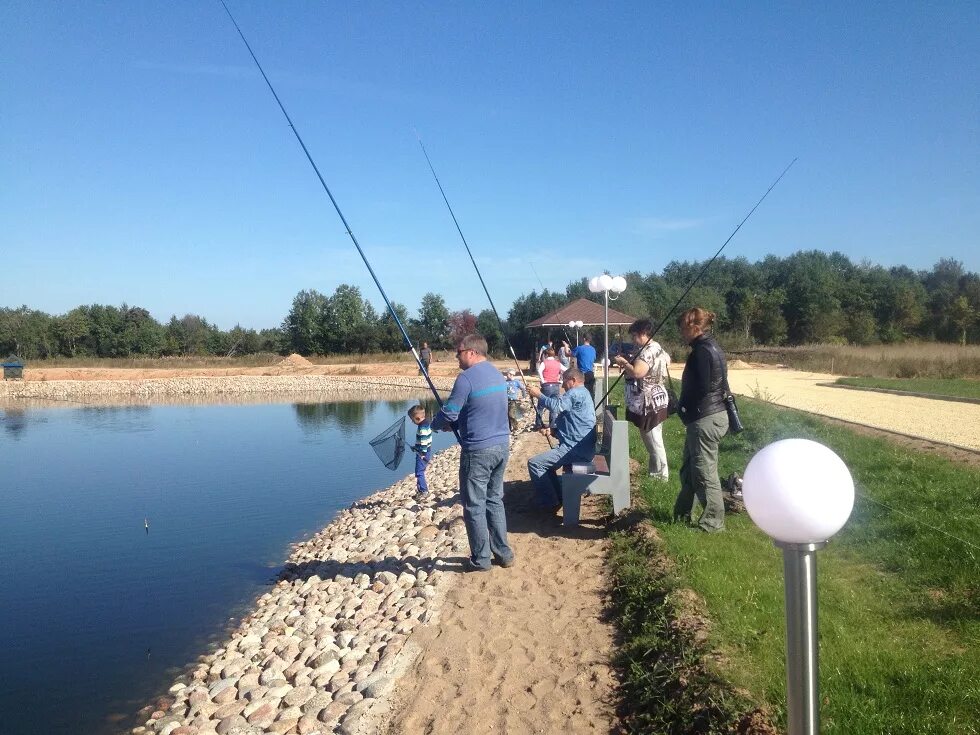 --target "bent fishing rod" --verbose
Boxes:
[594,157,797,410]
[217,1,459,440]
[414,131,553,443]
